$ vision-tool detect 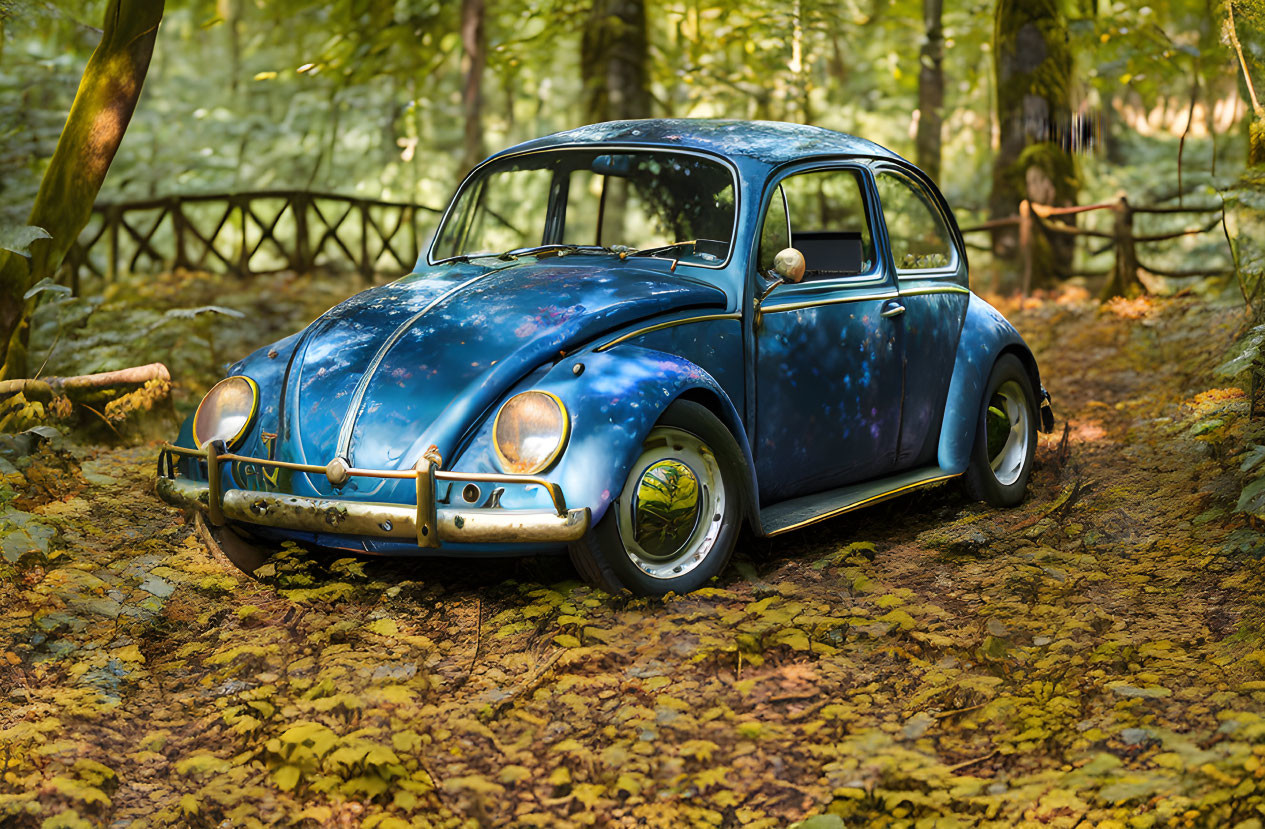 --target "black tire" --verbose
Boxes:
[962,353,1038,507]
[195,514,274,576]
[568,400,744,596]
